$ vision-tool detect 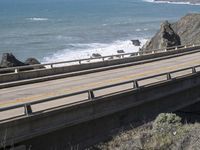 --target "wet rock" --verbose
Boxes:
[0,53,43,73]
[131,40,141,46]
[25,58,41,65]
[91,53,102,58]
[25,58,44,69]
[117,50,125,53]
[0,53,25,68]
